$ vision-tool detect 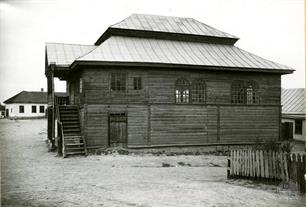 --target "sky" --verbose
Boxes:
[0,0,304,103]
